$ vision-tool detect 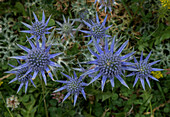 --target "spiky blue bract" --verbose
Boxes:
[80,12,112,44]
[73,62,94,78]
[21,11,53,41]
[56,15,77,39]
[54,71,87,106]
[82,37,136,91]
[127,51,164,90]
[9,38,62,85]
[6,61,36,94]
[95,0,115,13]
